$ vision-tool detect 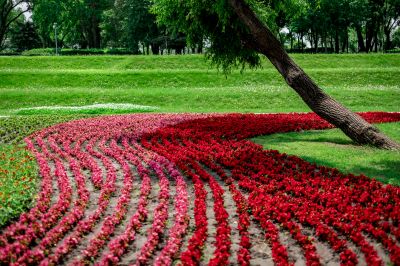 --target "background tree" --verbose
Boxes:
[152,0,399,149]
[0,0,32,49]
[101,0,162,54]
[100,0,126,48]
[32,0,62,47]
[79,0,112,48]
[393,27,400,47]
[321,0,352,53]
[9,20,41,50]
[348,0,400,52]
[382,0,400,50]
[348,0,369,52]
[33,0,112,49]
[26,0,400,53]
